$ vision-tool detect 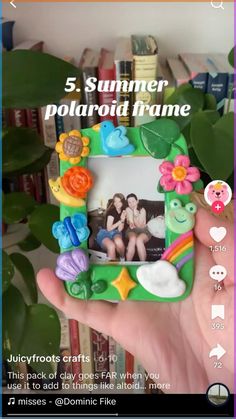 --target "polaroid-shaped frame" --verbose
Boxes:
[50,118,202,302]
